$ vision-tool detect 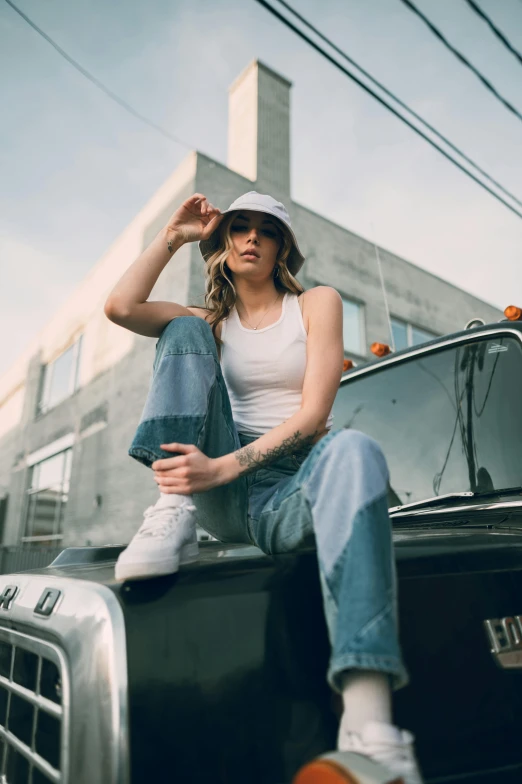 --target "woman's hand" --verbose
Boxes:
[152,442,224,494]
[166,193,223,245]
